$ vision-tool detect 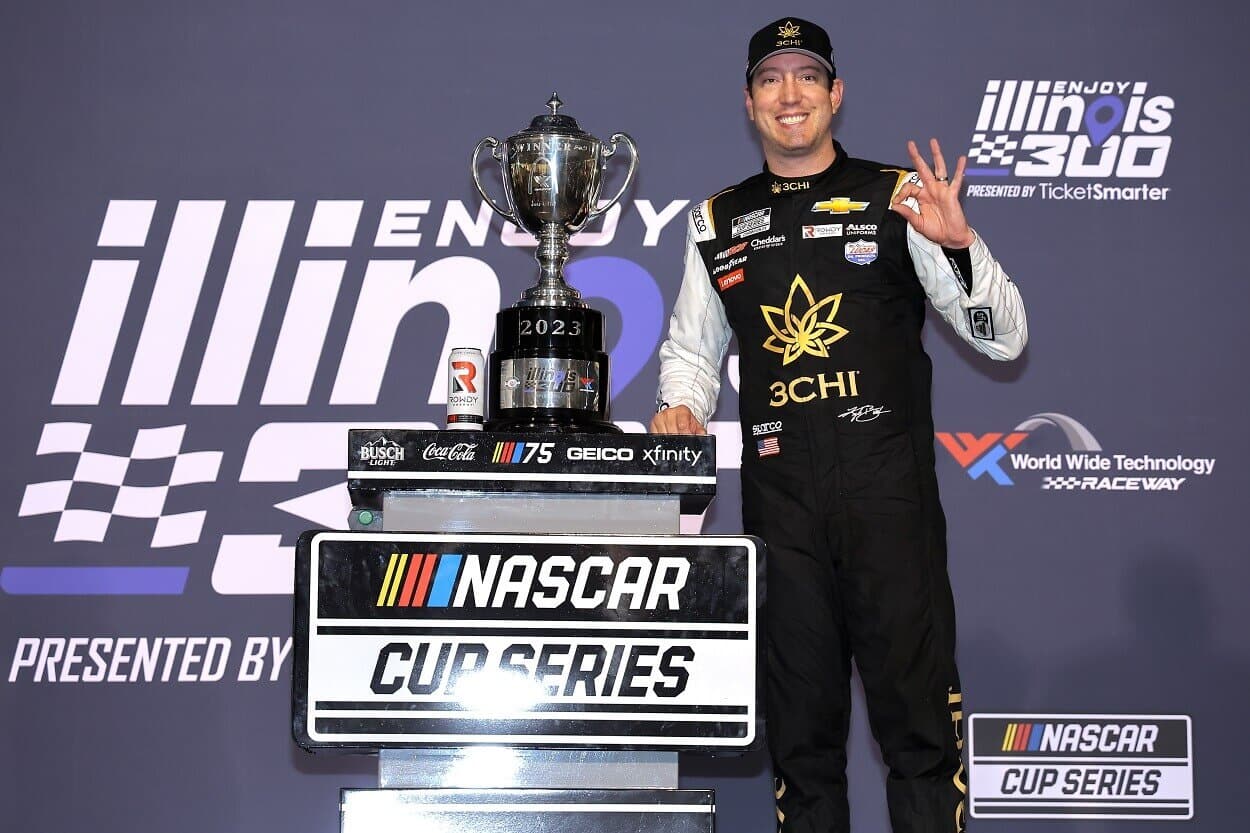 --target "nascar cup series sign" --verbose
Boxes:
[969,714,1193,819]
[294,532,760,750]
